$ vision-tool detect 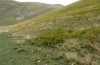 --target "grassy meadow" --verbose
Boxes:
[0,0,100,65]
